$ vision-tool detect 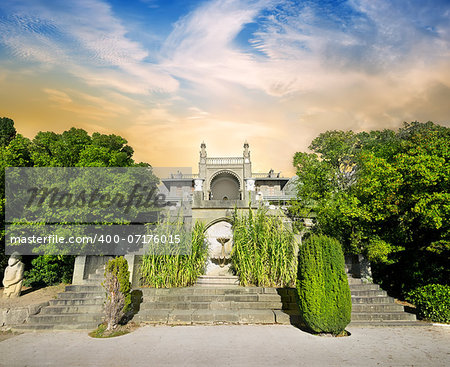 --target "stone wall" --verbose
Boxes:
[0,302,48,327]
